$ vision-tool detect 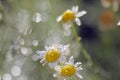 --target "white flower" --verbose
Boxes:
[117,20,120,25]
[57,5,87,36]
[101,0,119,12]
[53,56,83,80]
[34,44,70,69]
